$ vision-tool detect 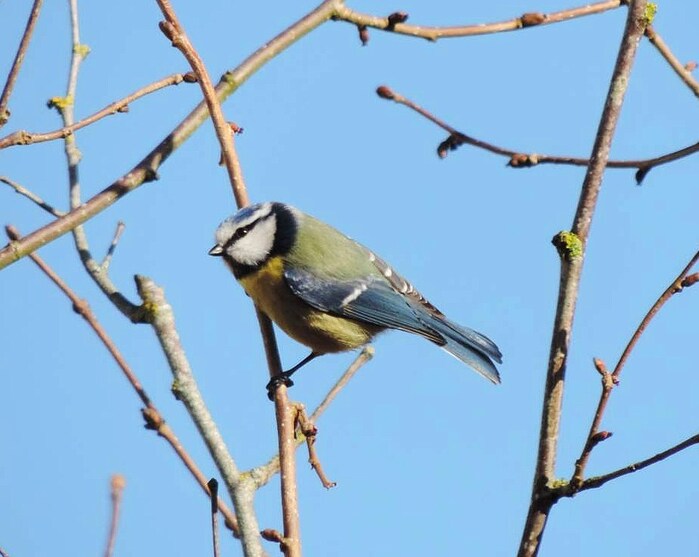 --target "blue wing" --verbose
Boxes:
[284,267,501,384]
